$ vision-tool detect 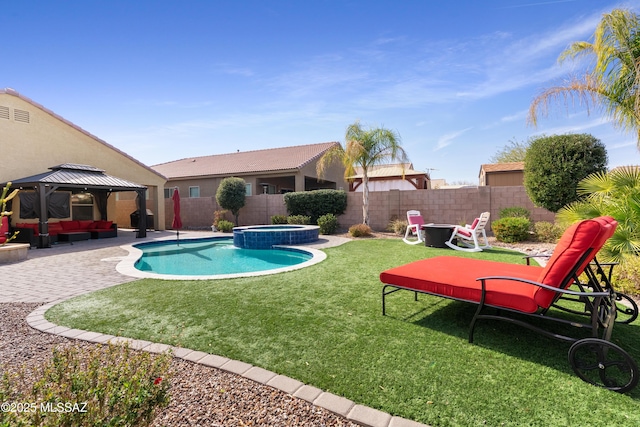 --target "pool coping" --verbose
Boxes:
[115,237,327,281]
